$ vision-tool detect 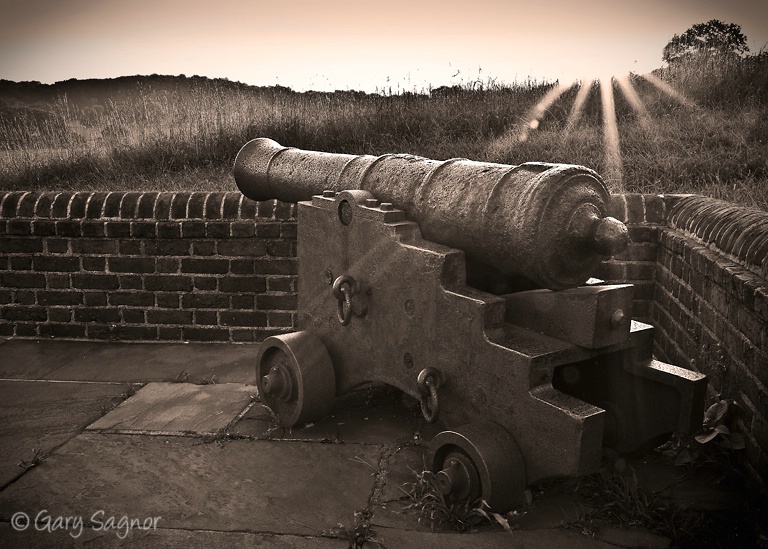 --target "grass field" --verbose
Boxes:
[1,52,766,209]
